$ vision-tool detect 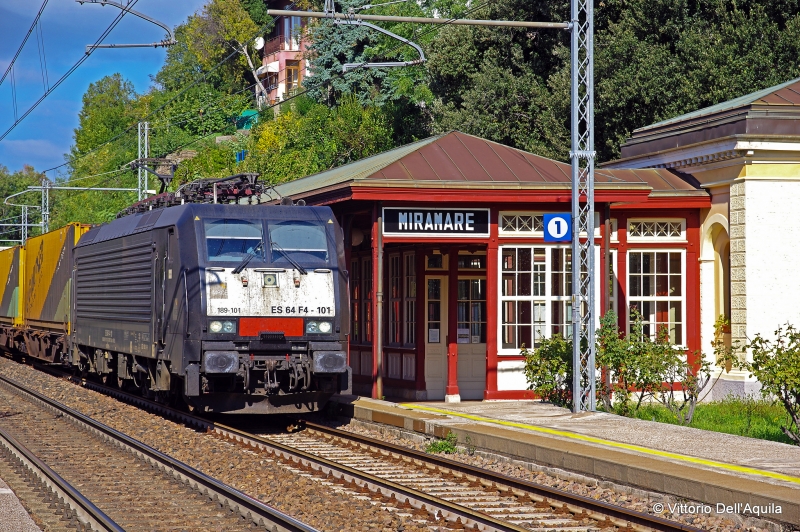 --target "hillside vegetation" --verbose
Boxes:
[3,0,800,238]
